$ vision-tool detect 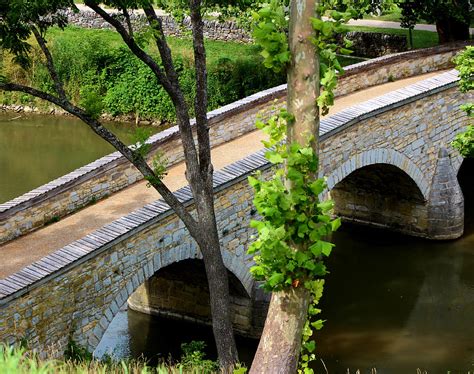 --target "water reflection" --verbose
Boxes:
[0,113,139,203]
